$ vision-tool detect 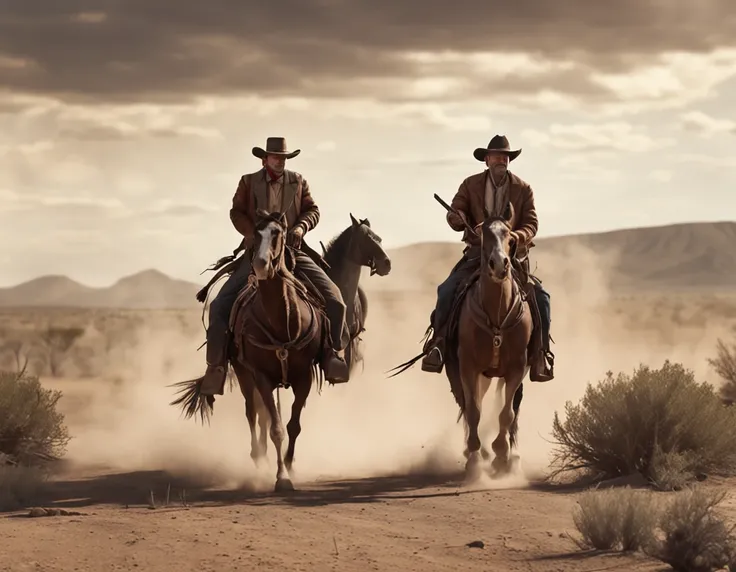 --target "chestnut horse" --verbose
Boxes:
[238,213,392,468]
[390,202,532,480]
[173,210,328,491]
